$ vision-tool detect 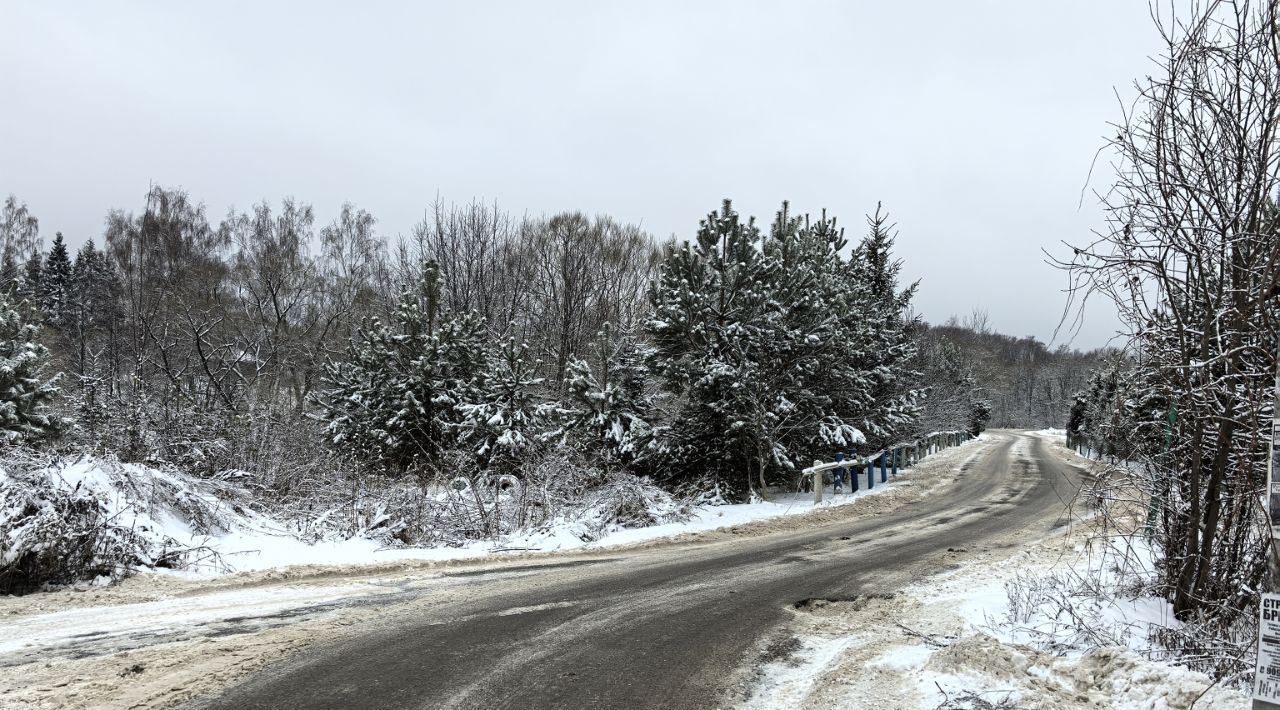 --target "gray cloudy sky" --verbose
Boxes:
[0,1,1162,348]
